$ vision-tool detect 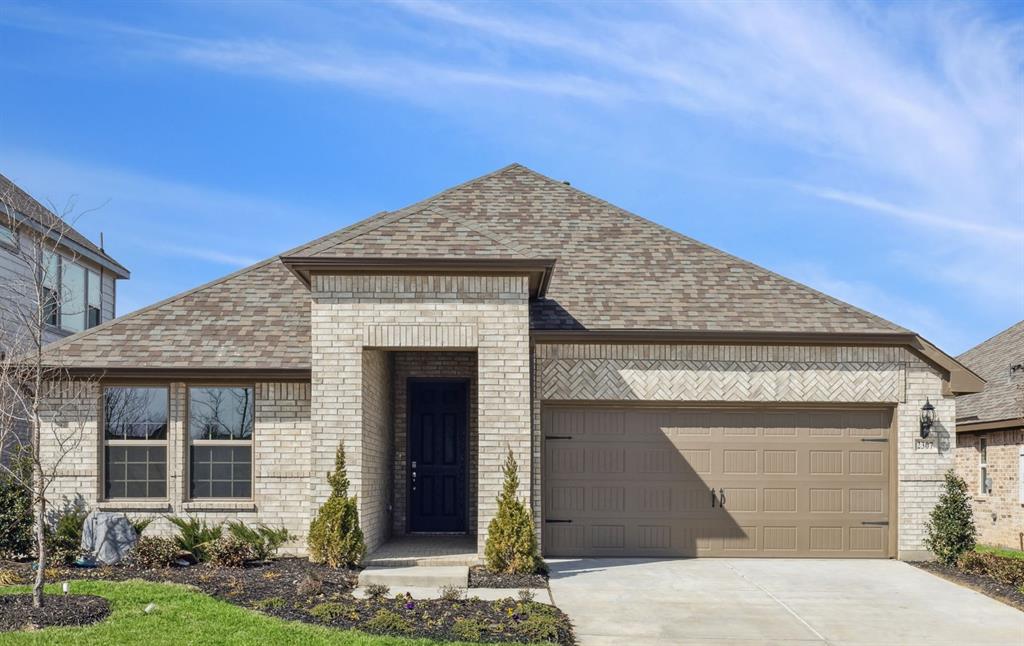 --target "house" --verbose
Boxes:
[1,172,129,460]
[36,164,983,561]
[954,321,1024,550]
